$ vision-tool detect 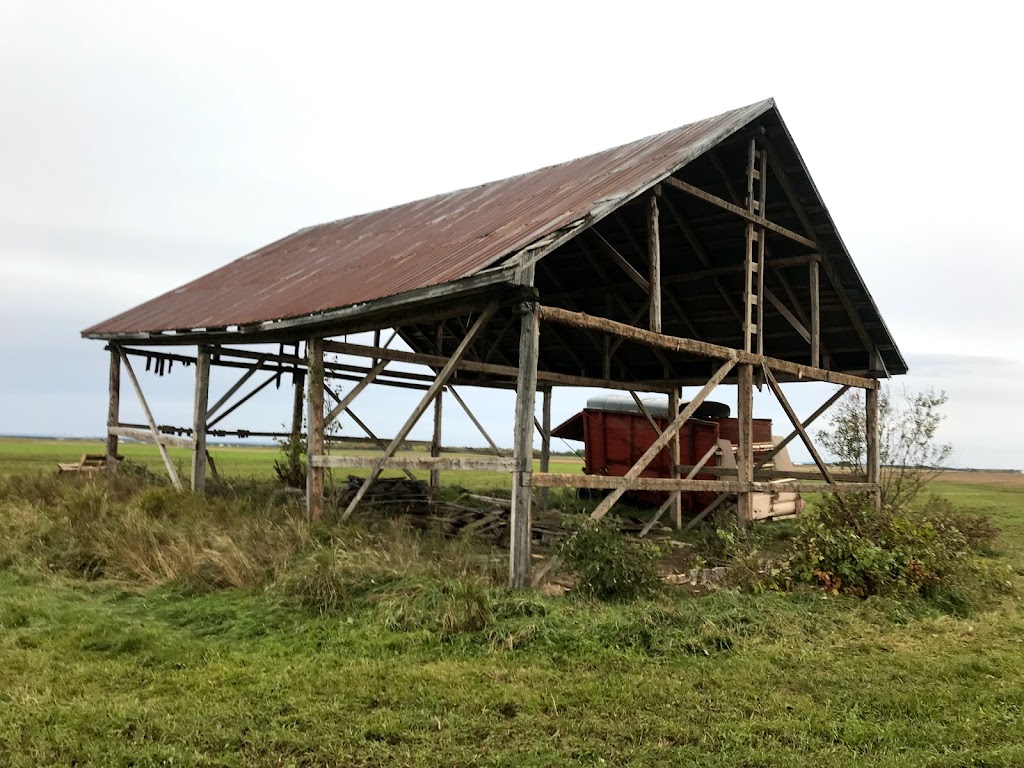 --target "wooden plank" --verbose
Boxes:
[736,363,754,523]
[536,305,878,389]
[448,386,507,457]
[640,440,717,536]
[647,193,661,332]
[191,346,211,492]
[206,372,280,429]
[324,358,388,426]
[106,346,120,473]
[341,304,498,521]
[866,386,881,509]
[761,362,837,486]
[661,176,818,249]
[668,387,682,529]
[538,388,552,511]
[510,299,539,589]
[531,474,876,493]
[764,287,810,343]
[810,259,821,368]
[289,370,305,473]
[306,336,325,521]
[755,385,849,469]
[207,356,266,417]
[588,357,736,520]
[589,230,650,292]
[311,455,516,471]
[430,323,444,490]
[118,351,183,490]
[108,426,195,450]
